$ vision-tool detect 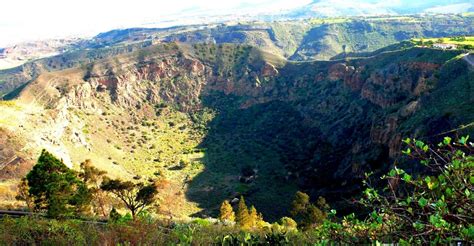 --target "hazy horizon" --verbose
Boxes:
[1,0,472,47]
[0,0,311,47]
